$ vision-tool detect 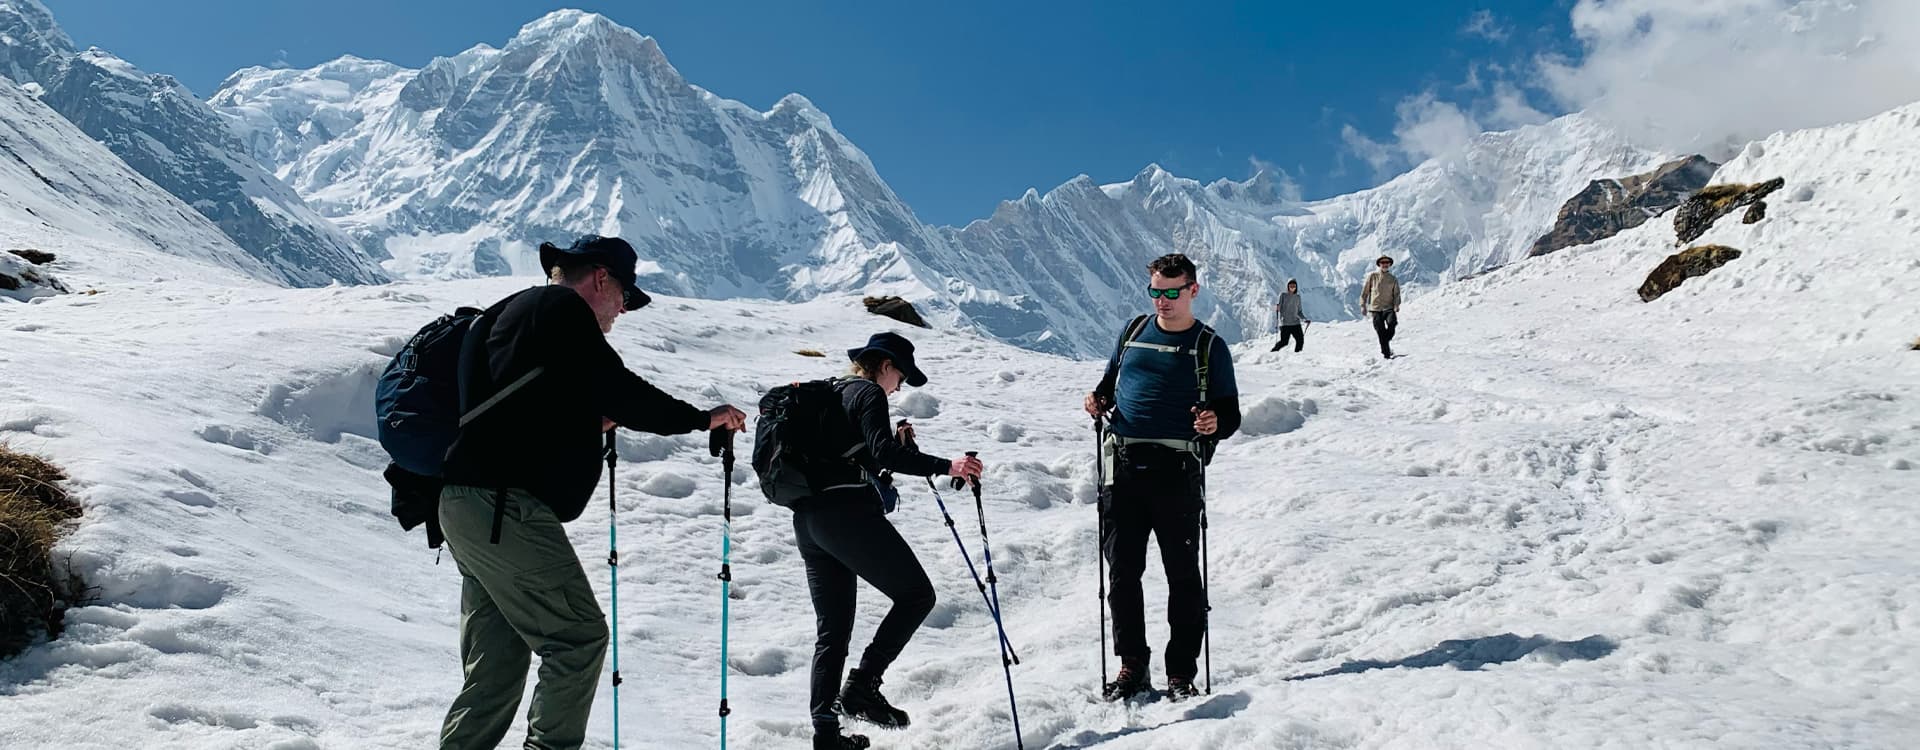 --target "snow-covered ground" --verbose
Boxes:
[4,105,1919,750]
